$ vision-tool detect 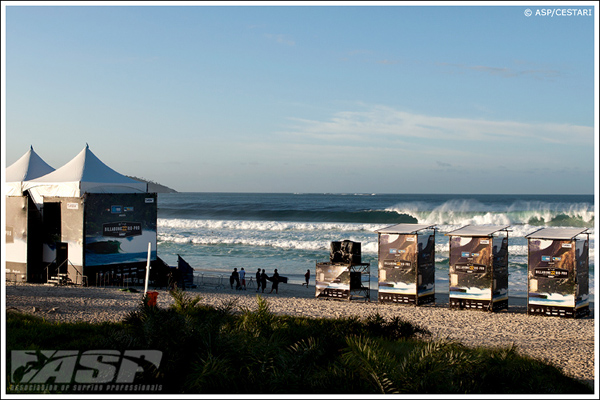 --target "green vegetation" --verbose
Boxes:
[6,290,592,395]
